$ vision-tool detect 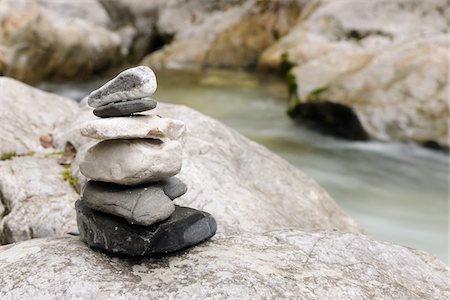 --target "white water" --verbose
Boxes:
[40,69,449,263]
